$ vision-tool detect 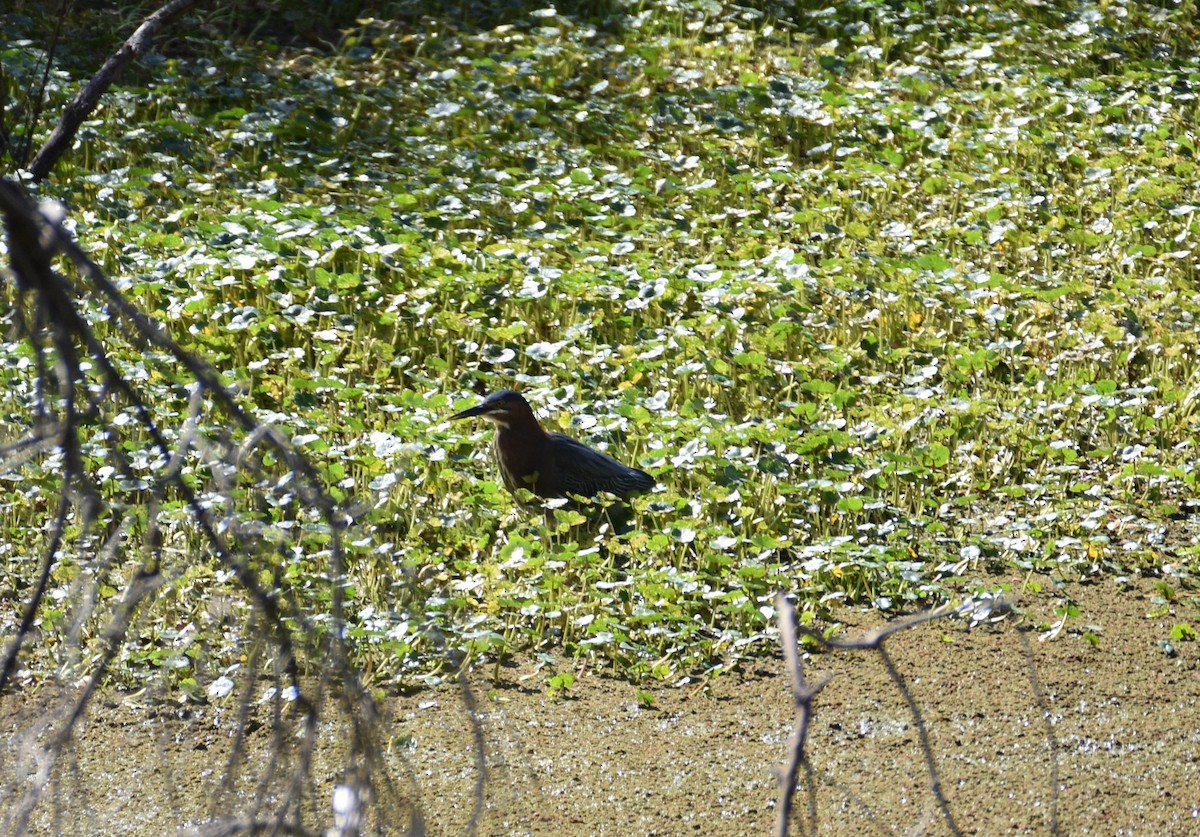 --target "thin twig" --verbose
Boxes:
[18,0,73,169]
[28,0,208,181]
[776,594,1020,836]
[1018,628,1060,835]
[773,592,832,837]
[878,645,961,837]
